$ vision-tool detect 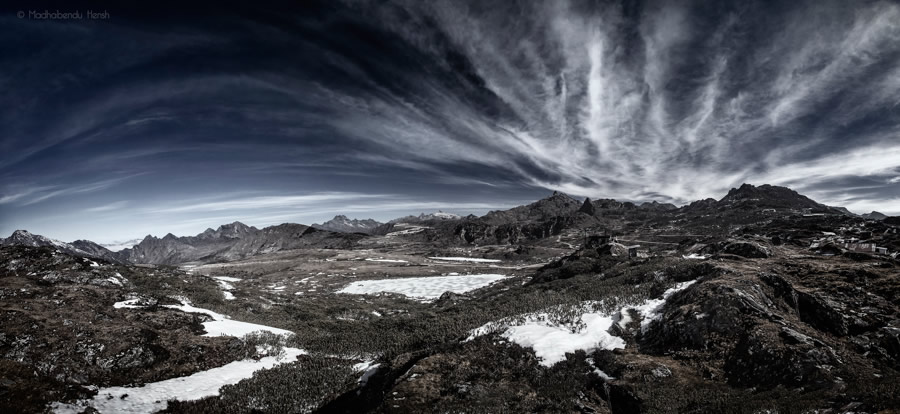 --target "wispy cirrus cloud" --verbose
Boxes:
[2,0,899,243]
[1,176,139,206]
[342,0,900,209]
[84,201,129,213]
[145,192,391,214]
